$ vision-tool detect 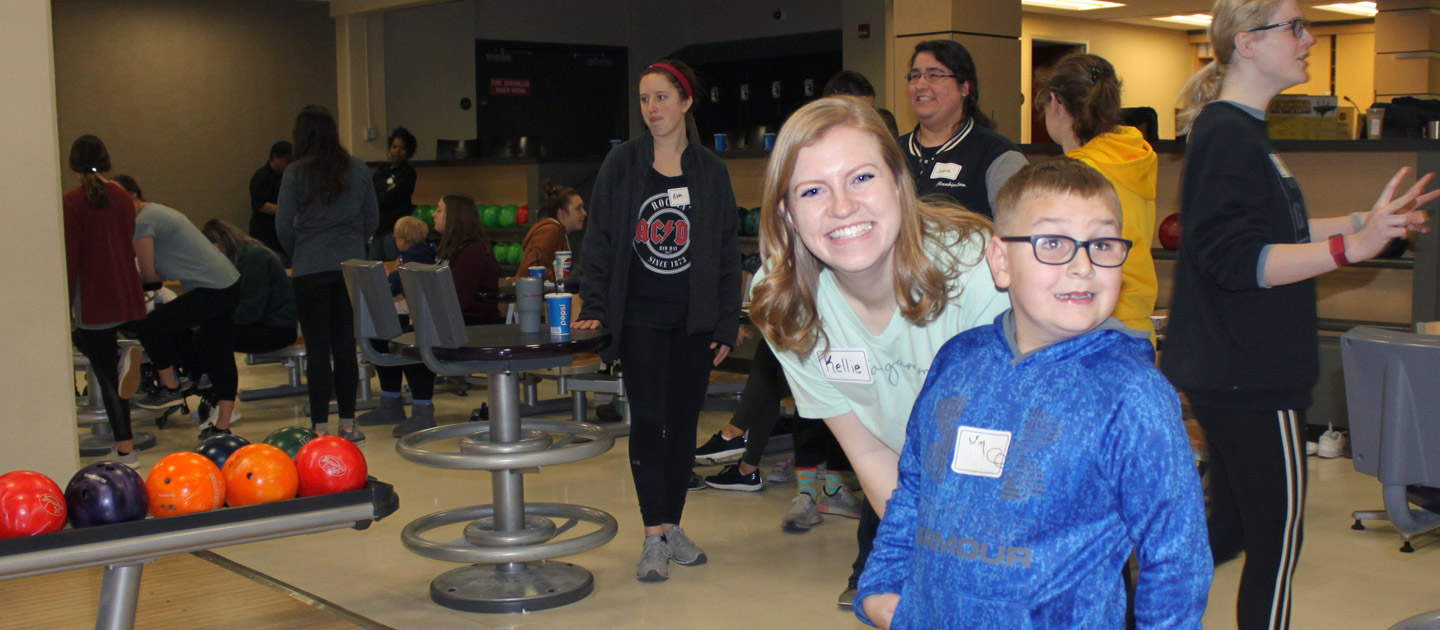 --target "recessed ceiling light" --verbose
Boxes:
[1314,1,1376,16]
[1022,0,1124,10]
[1154,14,1214,26]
